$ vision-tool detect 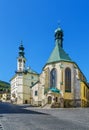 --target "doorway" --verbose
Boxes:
[48,96,52,104]
[25,100,28,104]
